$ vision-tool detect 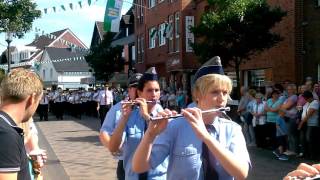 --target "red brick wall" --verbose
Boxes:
[135,0,200,74]
[301,1,320,82]
[241,0,296,84]
[195,0,297,84]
